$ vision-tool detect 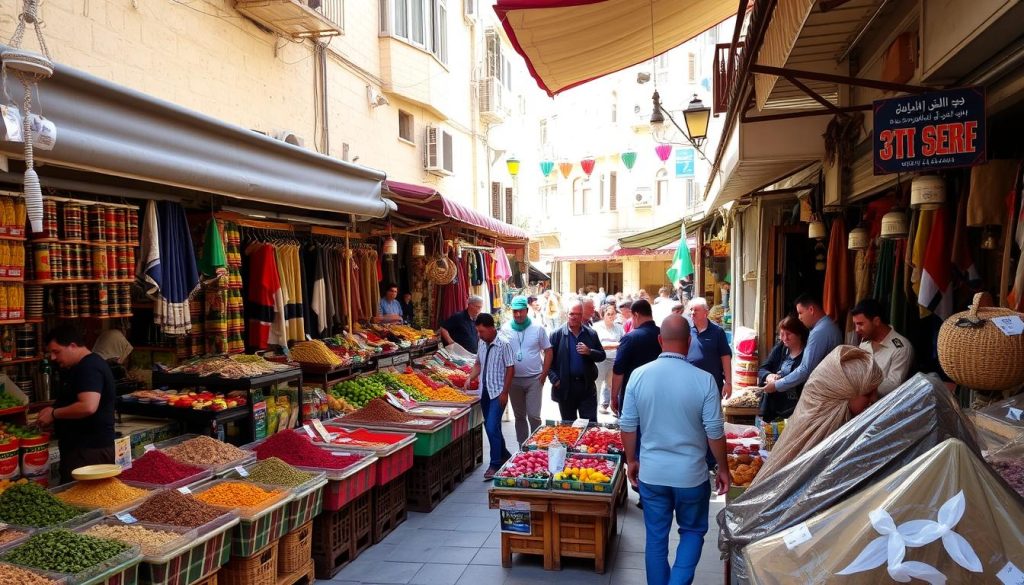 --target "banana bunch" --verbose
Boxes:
[290,340,344,366]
